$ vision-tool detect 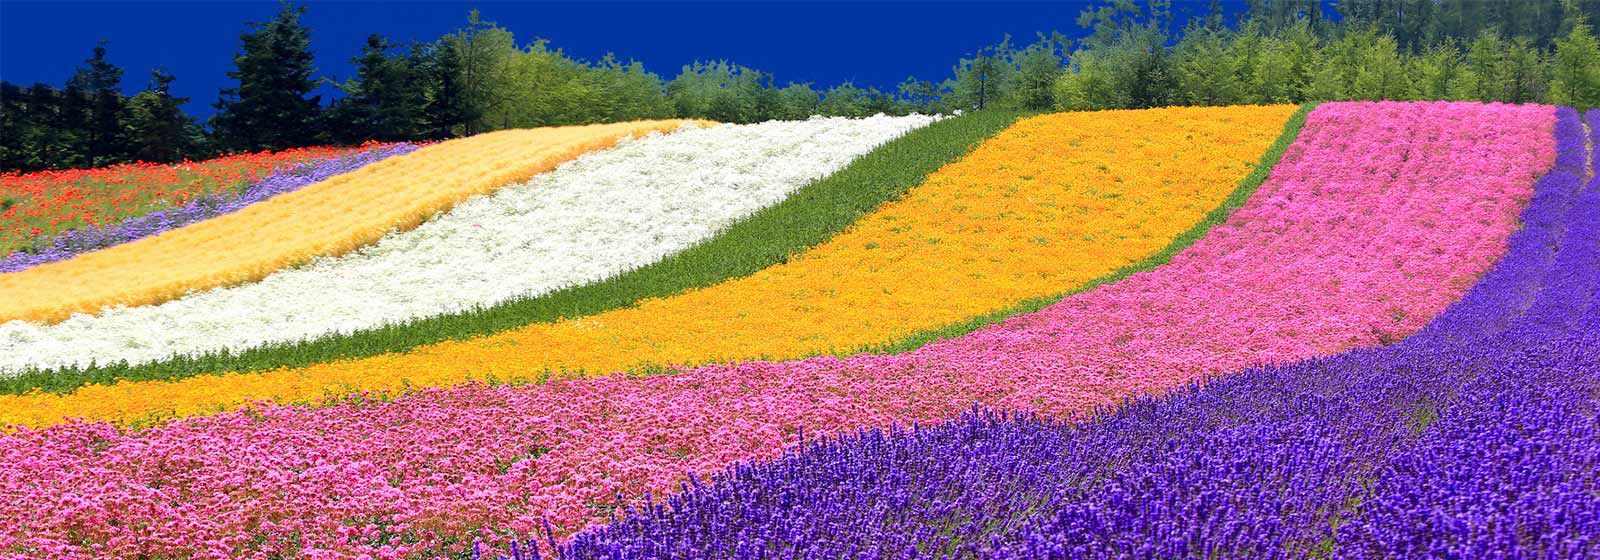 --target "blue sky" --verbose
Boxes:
[1,1,1248,118]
